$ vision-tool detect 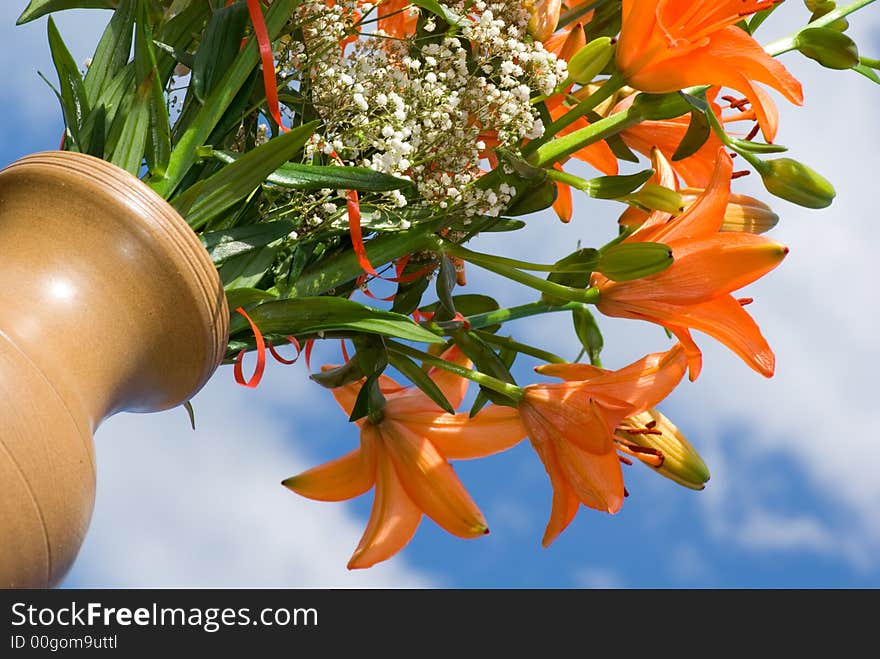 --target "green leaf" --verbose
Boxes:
[18,0,115,24]
[310,360,364,389]
[202,221,297,265]
[225,287,278,312]
[47,17,91,147]
[387,352,455,414]
[390,267,432,316]
[93,63,136,157]
[173,121,317,229]
[604,132,640,163]
[267,163,414,192]
[211,151,414,192]
[109,81,150,175]
[469,345,515,417]
[631,91,695,121]
[434,256,458,320]
[192,2,249,103]
[134,1,172,177]
[79,105,106,157]
[348,374,386,423]
[228,297,445,344]
[183,400,196,430]
[671,109,711,161]
[150,0,298,198]
[446,217,526,233]
[507,178,557,216]
[219,244,280,289]
[410,0,463,25]
[153,2,210,81]
[453,330,515,386]
[83,0,135,104]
